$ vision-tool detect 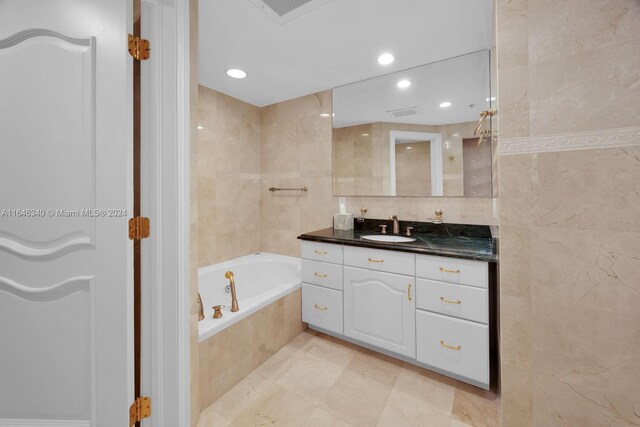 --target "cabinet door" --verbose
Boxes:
[343,266,415,357]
